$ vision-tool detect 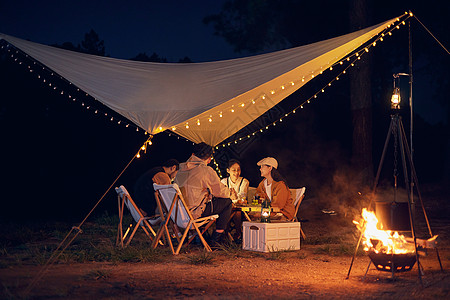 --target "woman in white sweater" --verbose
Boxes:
[221,159,249,243]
